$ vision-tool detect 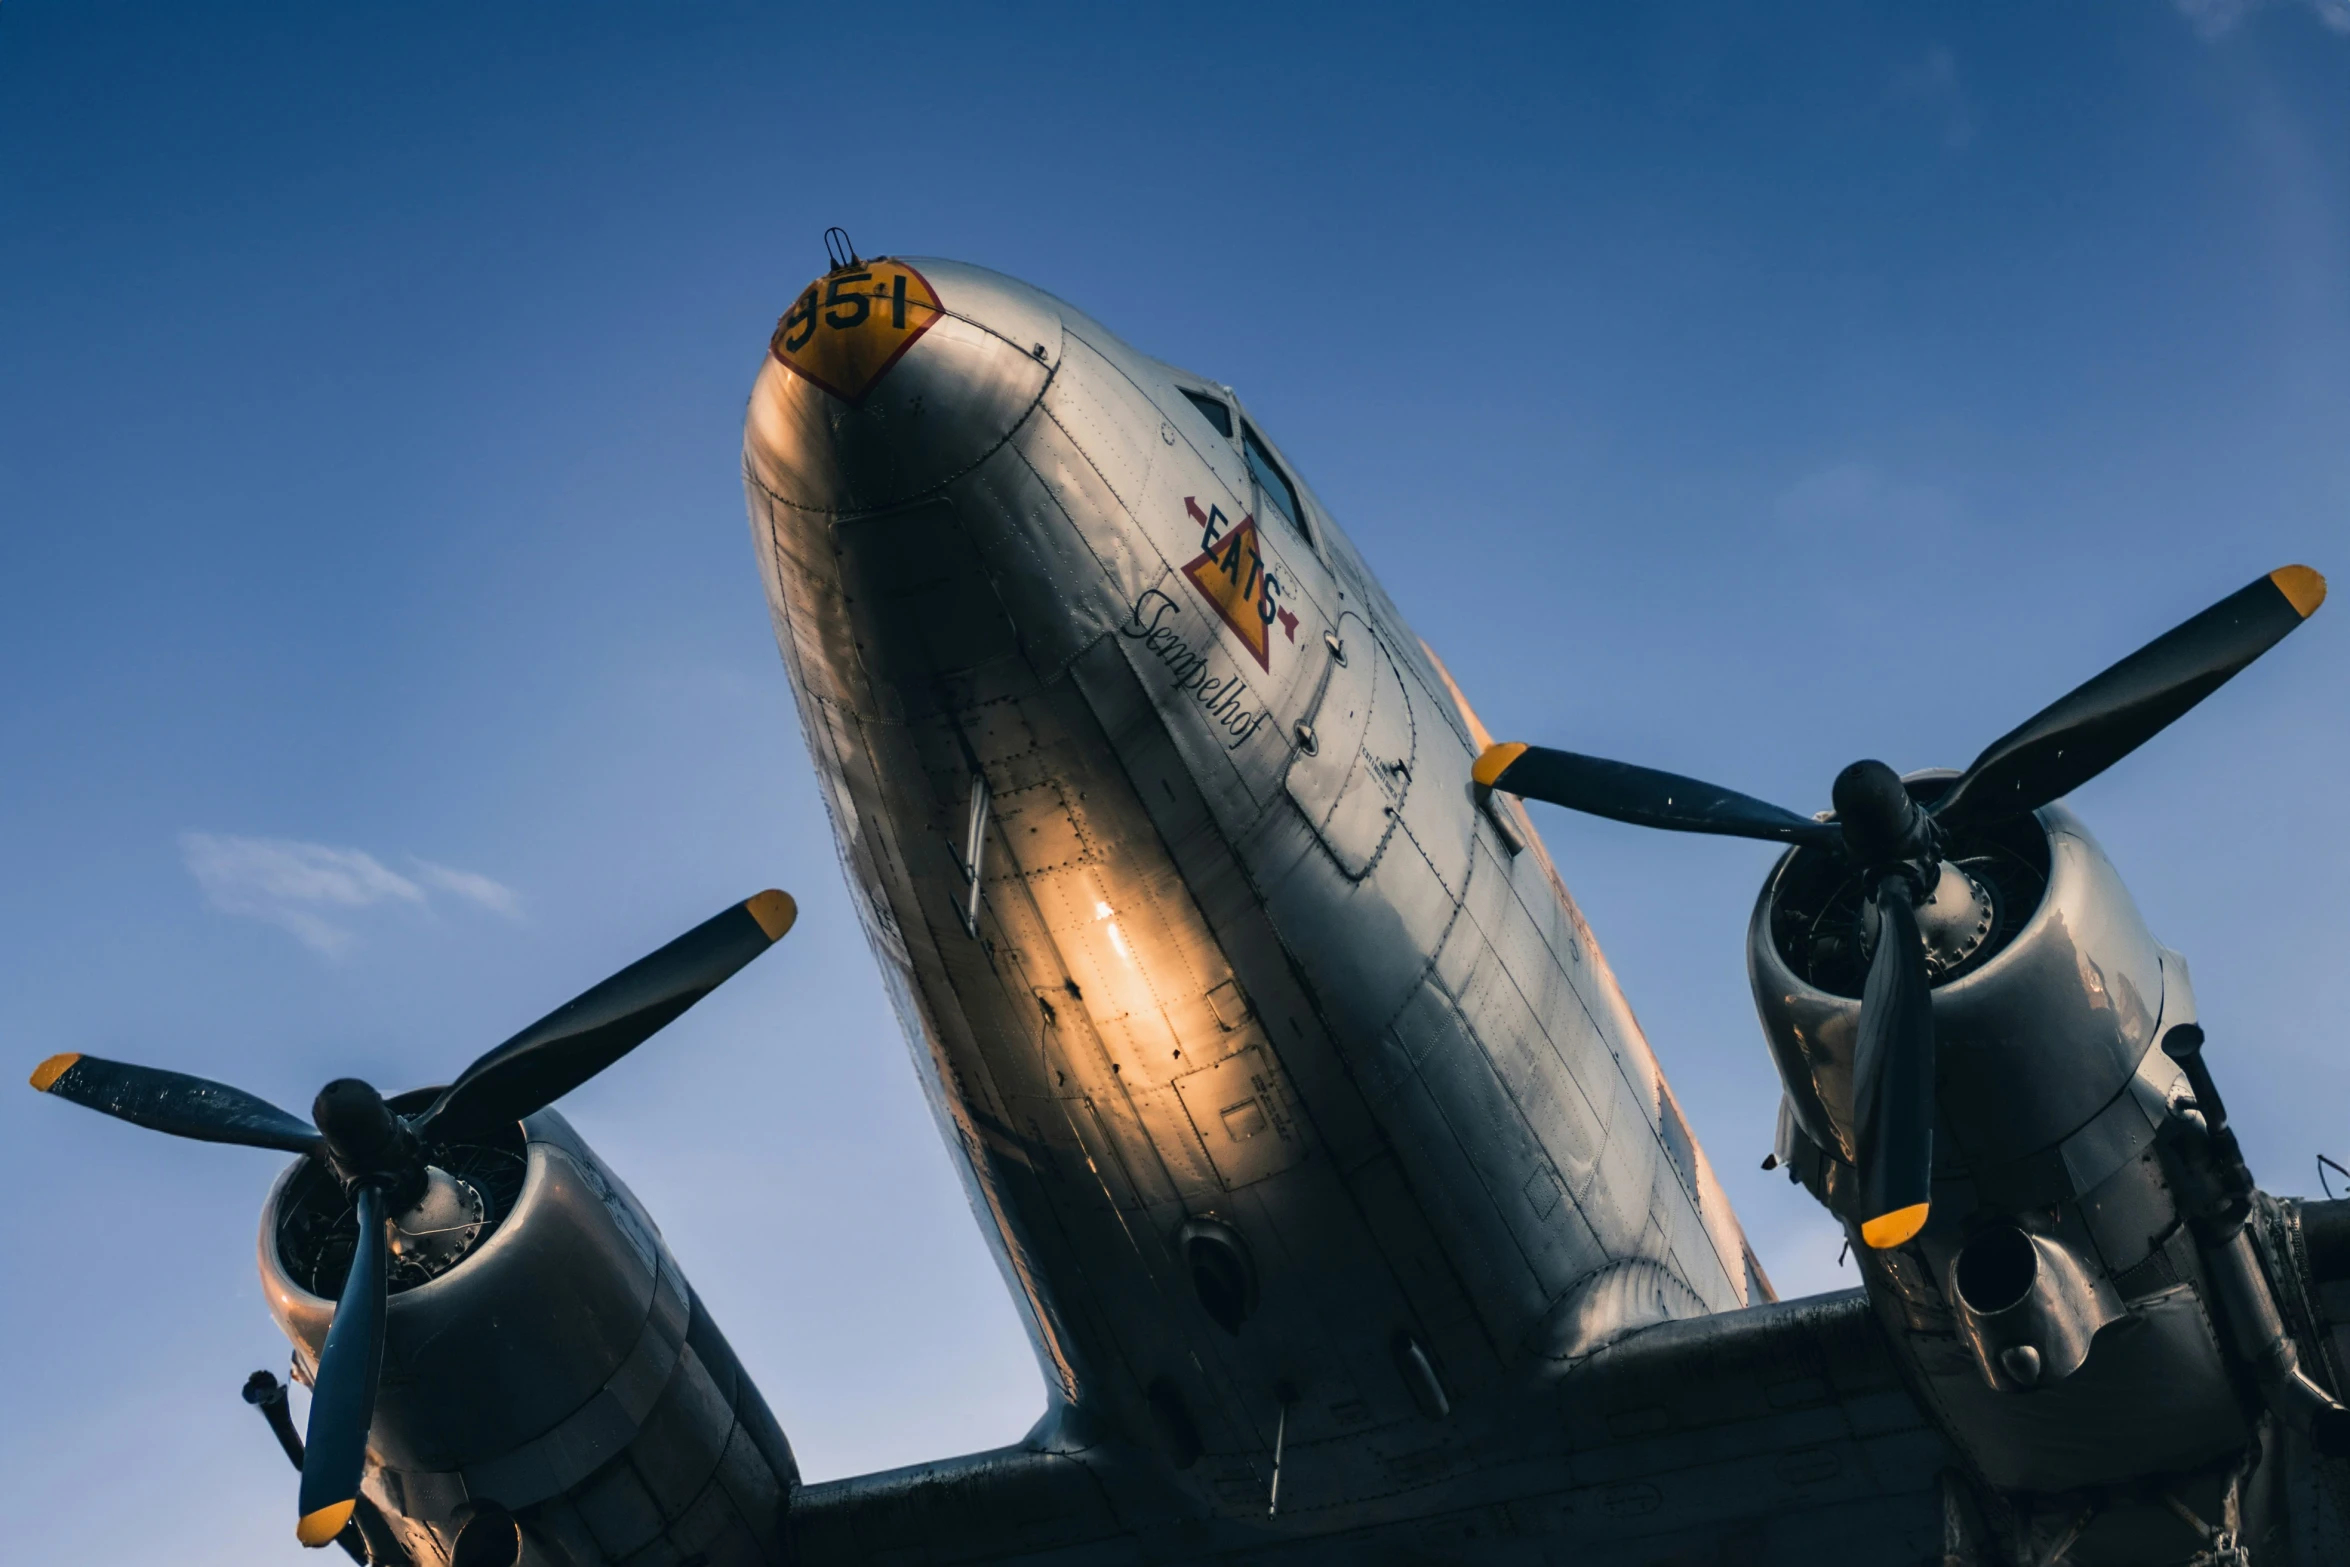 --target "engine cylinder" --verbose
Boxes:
[259,1106,796,1566]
